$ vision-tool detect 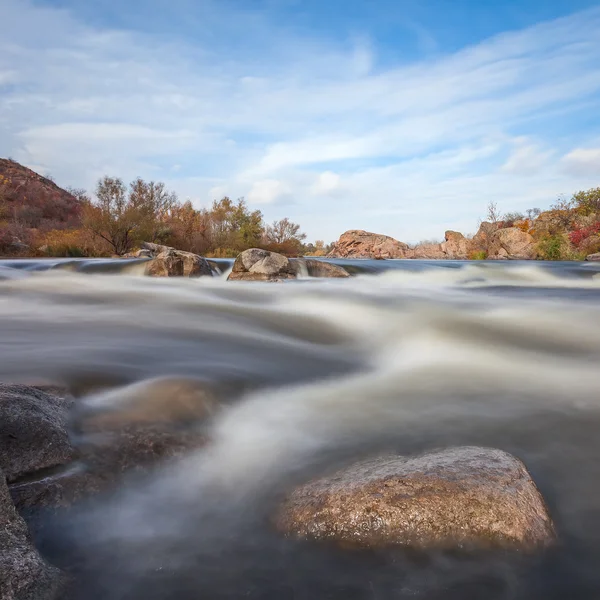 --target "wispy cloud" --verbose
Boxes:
[1,0,599,242]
